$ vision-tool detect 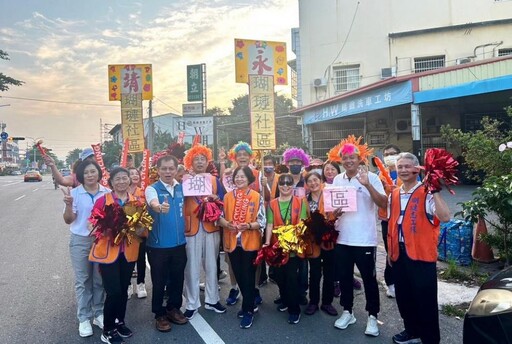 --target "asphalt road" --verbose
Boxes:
[0,175,464,343]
